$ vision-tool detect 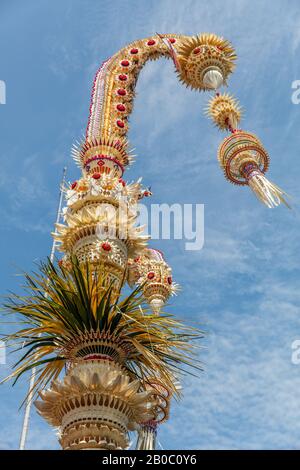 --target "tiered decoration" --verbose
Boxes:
[36,359,157,450]
[205,93,242,130]
[128,248,179,314]
[55,145,147,296]
[3,259,200,450]
[2,32,285,452]
[206,92,288,208]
